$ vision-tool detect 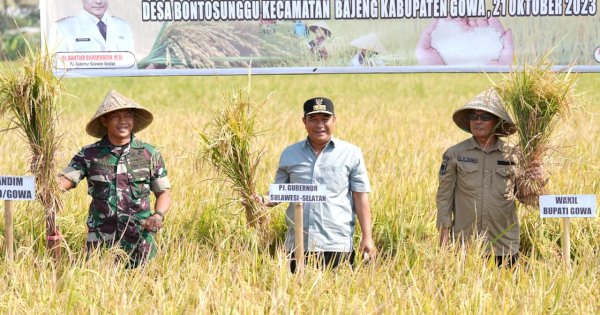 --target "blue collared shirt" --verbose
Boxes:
[275,136,371,252]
